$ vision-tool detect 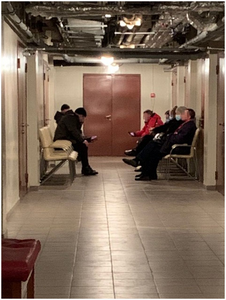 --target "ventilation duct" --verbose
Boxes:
[5,2,33,38]
[180,16,224,48]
